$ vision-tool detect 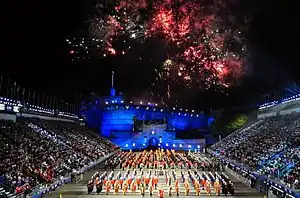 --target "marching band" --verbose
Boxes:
[87,149,234,196]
